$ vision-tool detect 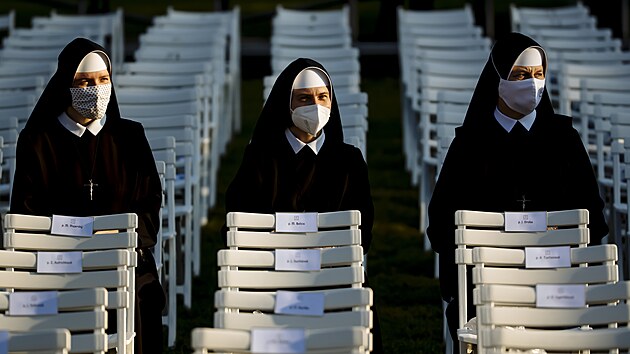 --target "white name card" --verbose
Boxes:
[275,212,318,233]
[525,246,571,268]
[0,331,7,354]
[504,212,547,232]
[275,249,321,271]
[51,215,94,237]
[37,251,83,273]
[536,284,586,308]
[274,290,325,317]
[9,291,58,316]
[251,328,306,353]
